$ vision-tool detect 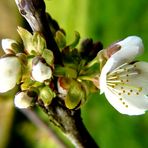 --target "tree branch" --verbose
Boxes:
[15,0,99,147]
[38,98,99,148]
